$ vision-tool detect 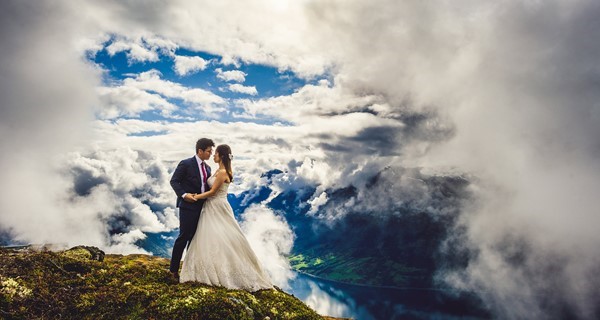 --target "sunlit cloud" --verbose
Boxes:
[228,83,258,95]
[96,86,178,119]
[105,35,178,64]
[215,68,247,82]
[173,55,210,76]
[239,205,295,289]
[109,70,227,116]
[1,1,600,318]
